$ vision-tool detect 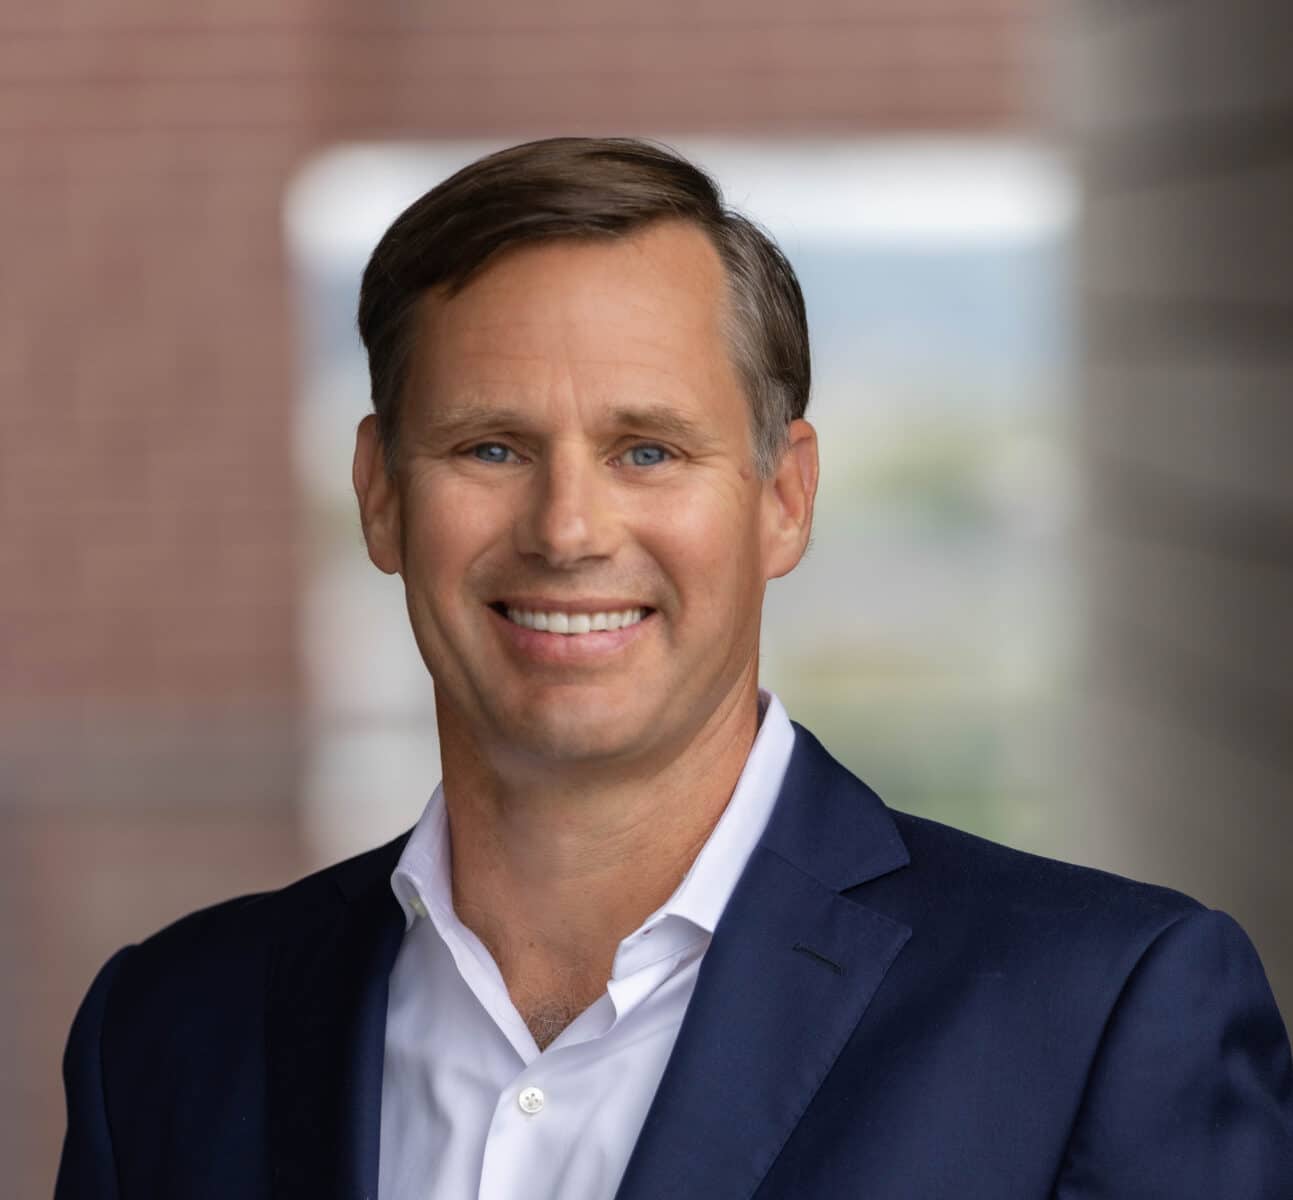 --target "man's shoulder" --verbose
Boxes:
[869,805,1213,984]
[96,832,410,1034]
[58,834,412,1184]
[785,722,1204,947]
[892,806,1200,921]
